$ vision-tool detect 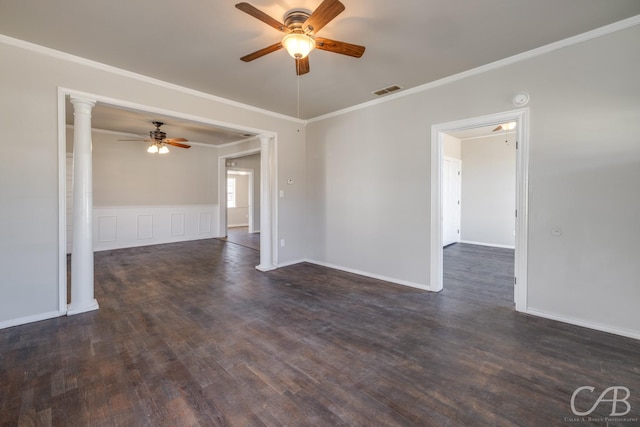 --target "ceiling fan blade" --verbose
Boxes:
[241,42,283,62]
[315,37,365,58]
[235,3,288,33]
[304,0,345,34]
[296,57,310,75]
[492,125,503,132]
[165,141,191,149]
[164,138,188,143]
